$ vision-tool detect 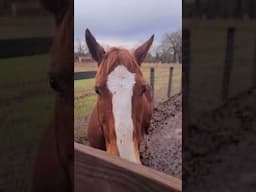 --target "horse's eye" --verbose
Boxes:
[141,84,147,94]
[95,86,101,95]
[49,76,63,94]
